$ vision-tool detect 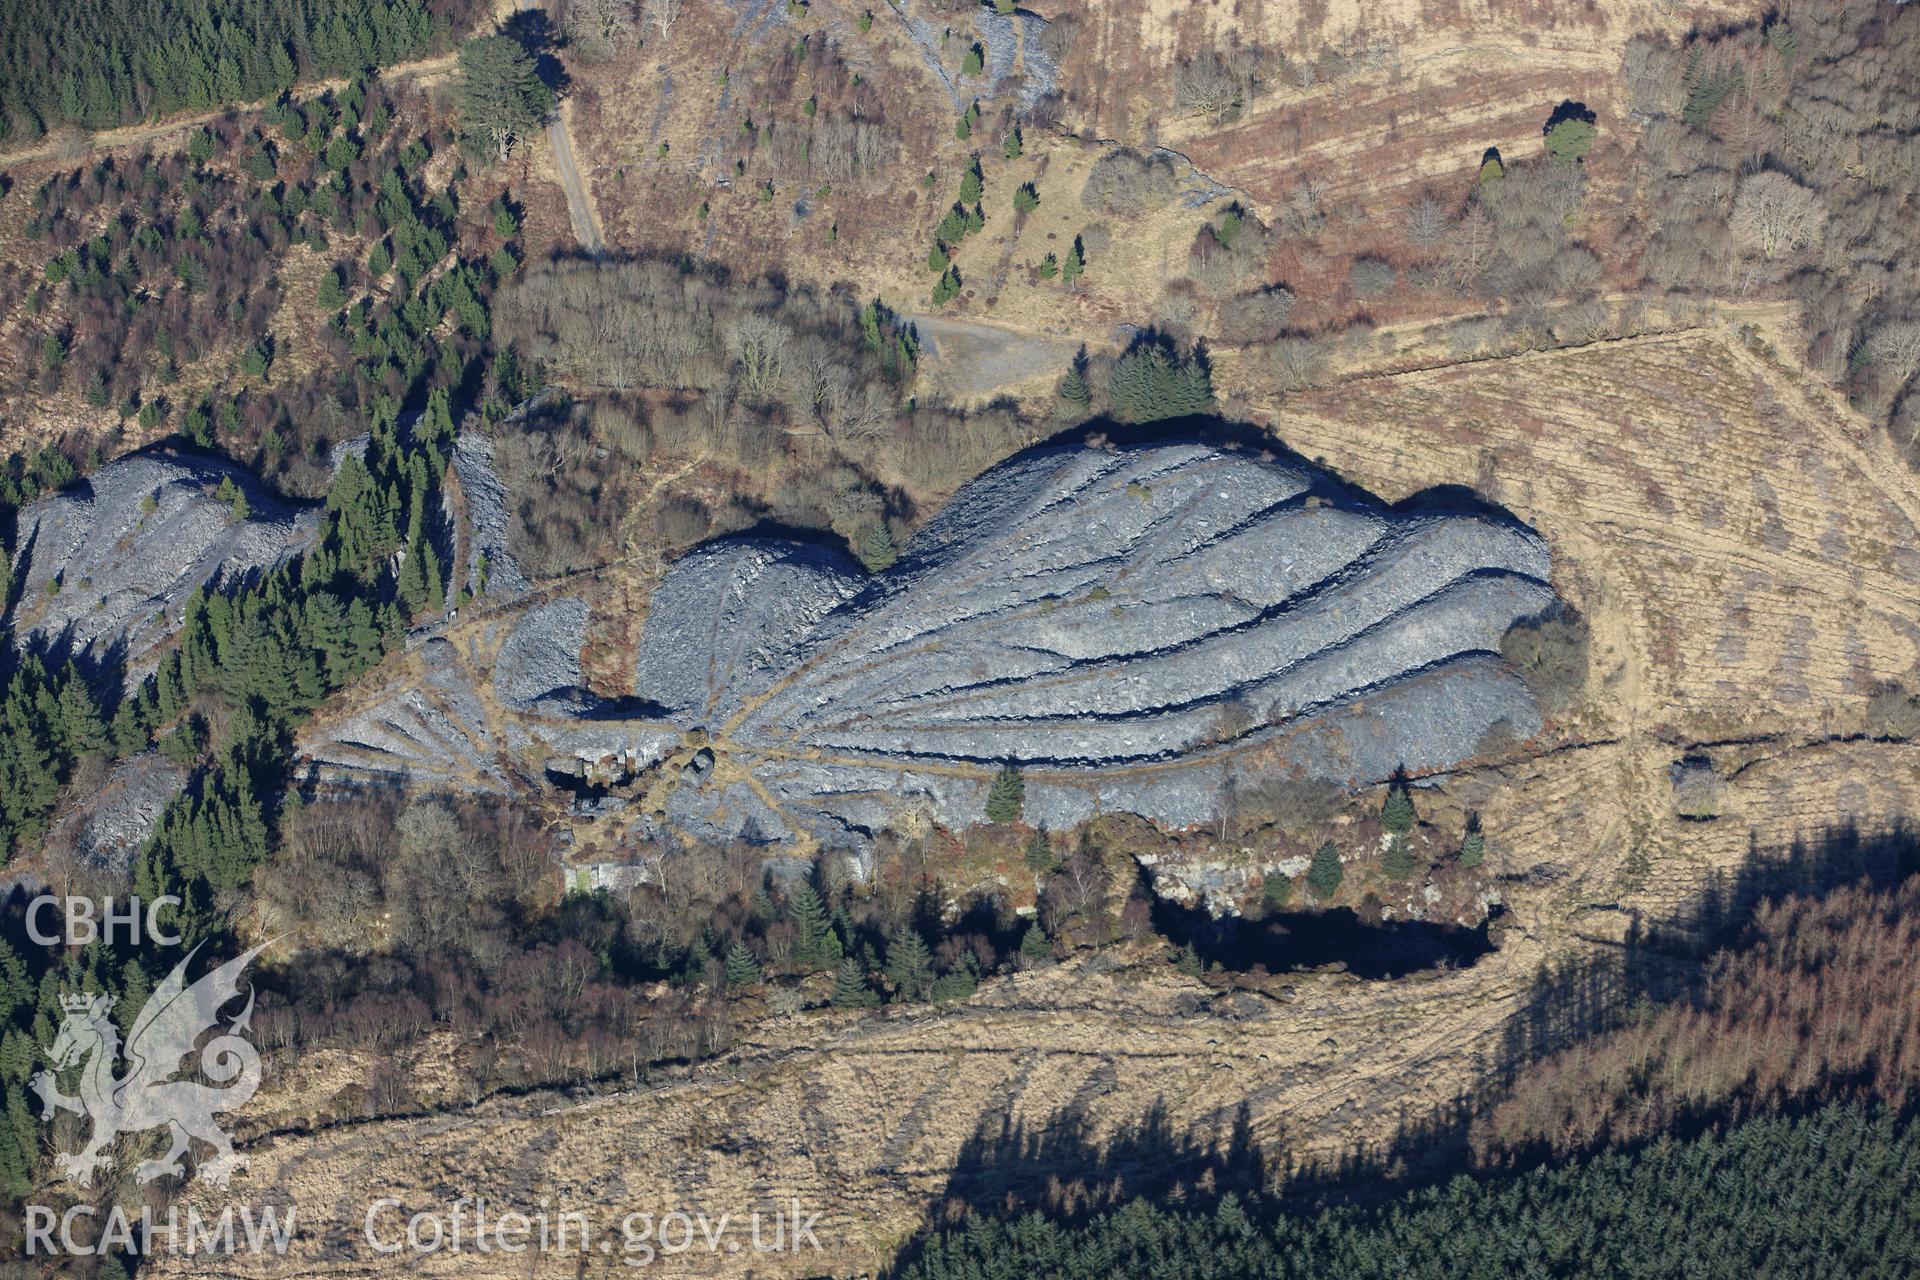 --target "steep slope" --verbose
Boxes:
[6,445,315,670]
